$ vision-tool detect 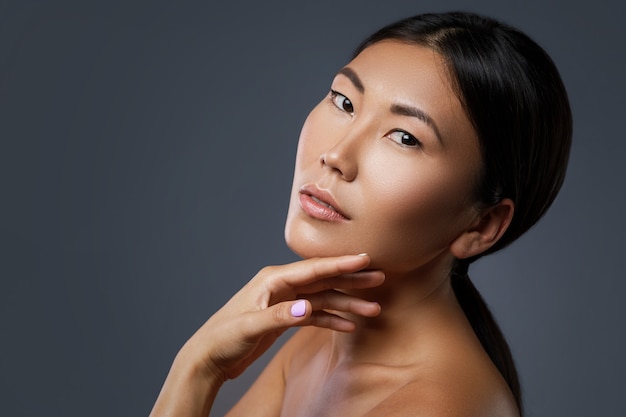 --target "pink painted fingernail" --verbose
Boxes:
[290,300,306,317]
